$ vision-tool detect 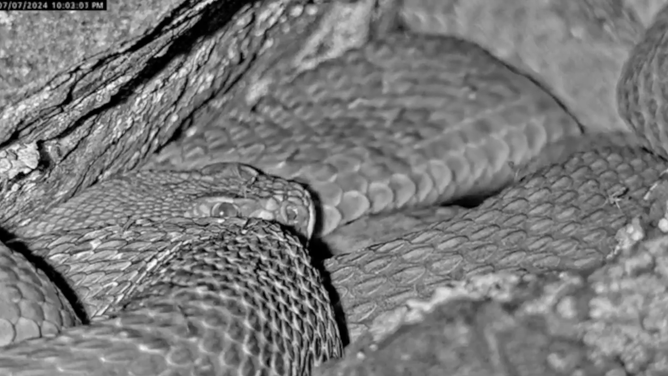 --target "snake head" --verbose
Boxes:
[186,195,316,240]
